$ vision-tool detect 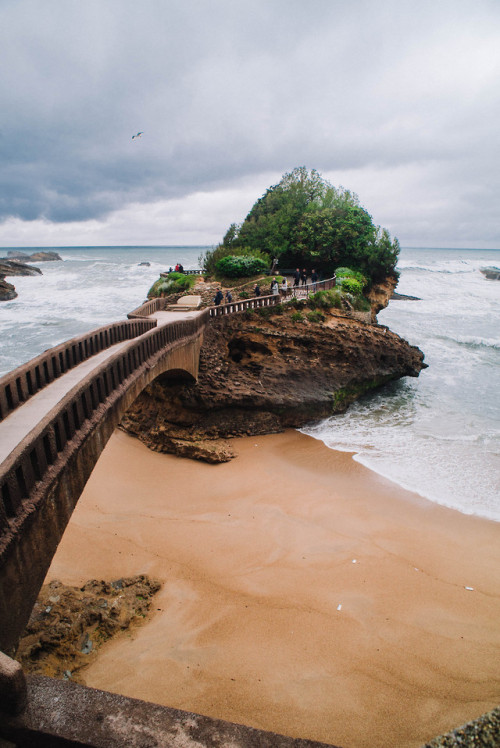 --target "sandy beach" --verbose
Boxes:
[46,429,500,748]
